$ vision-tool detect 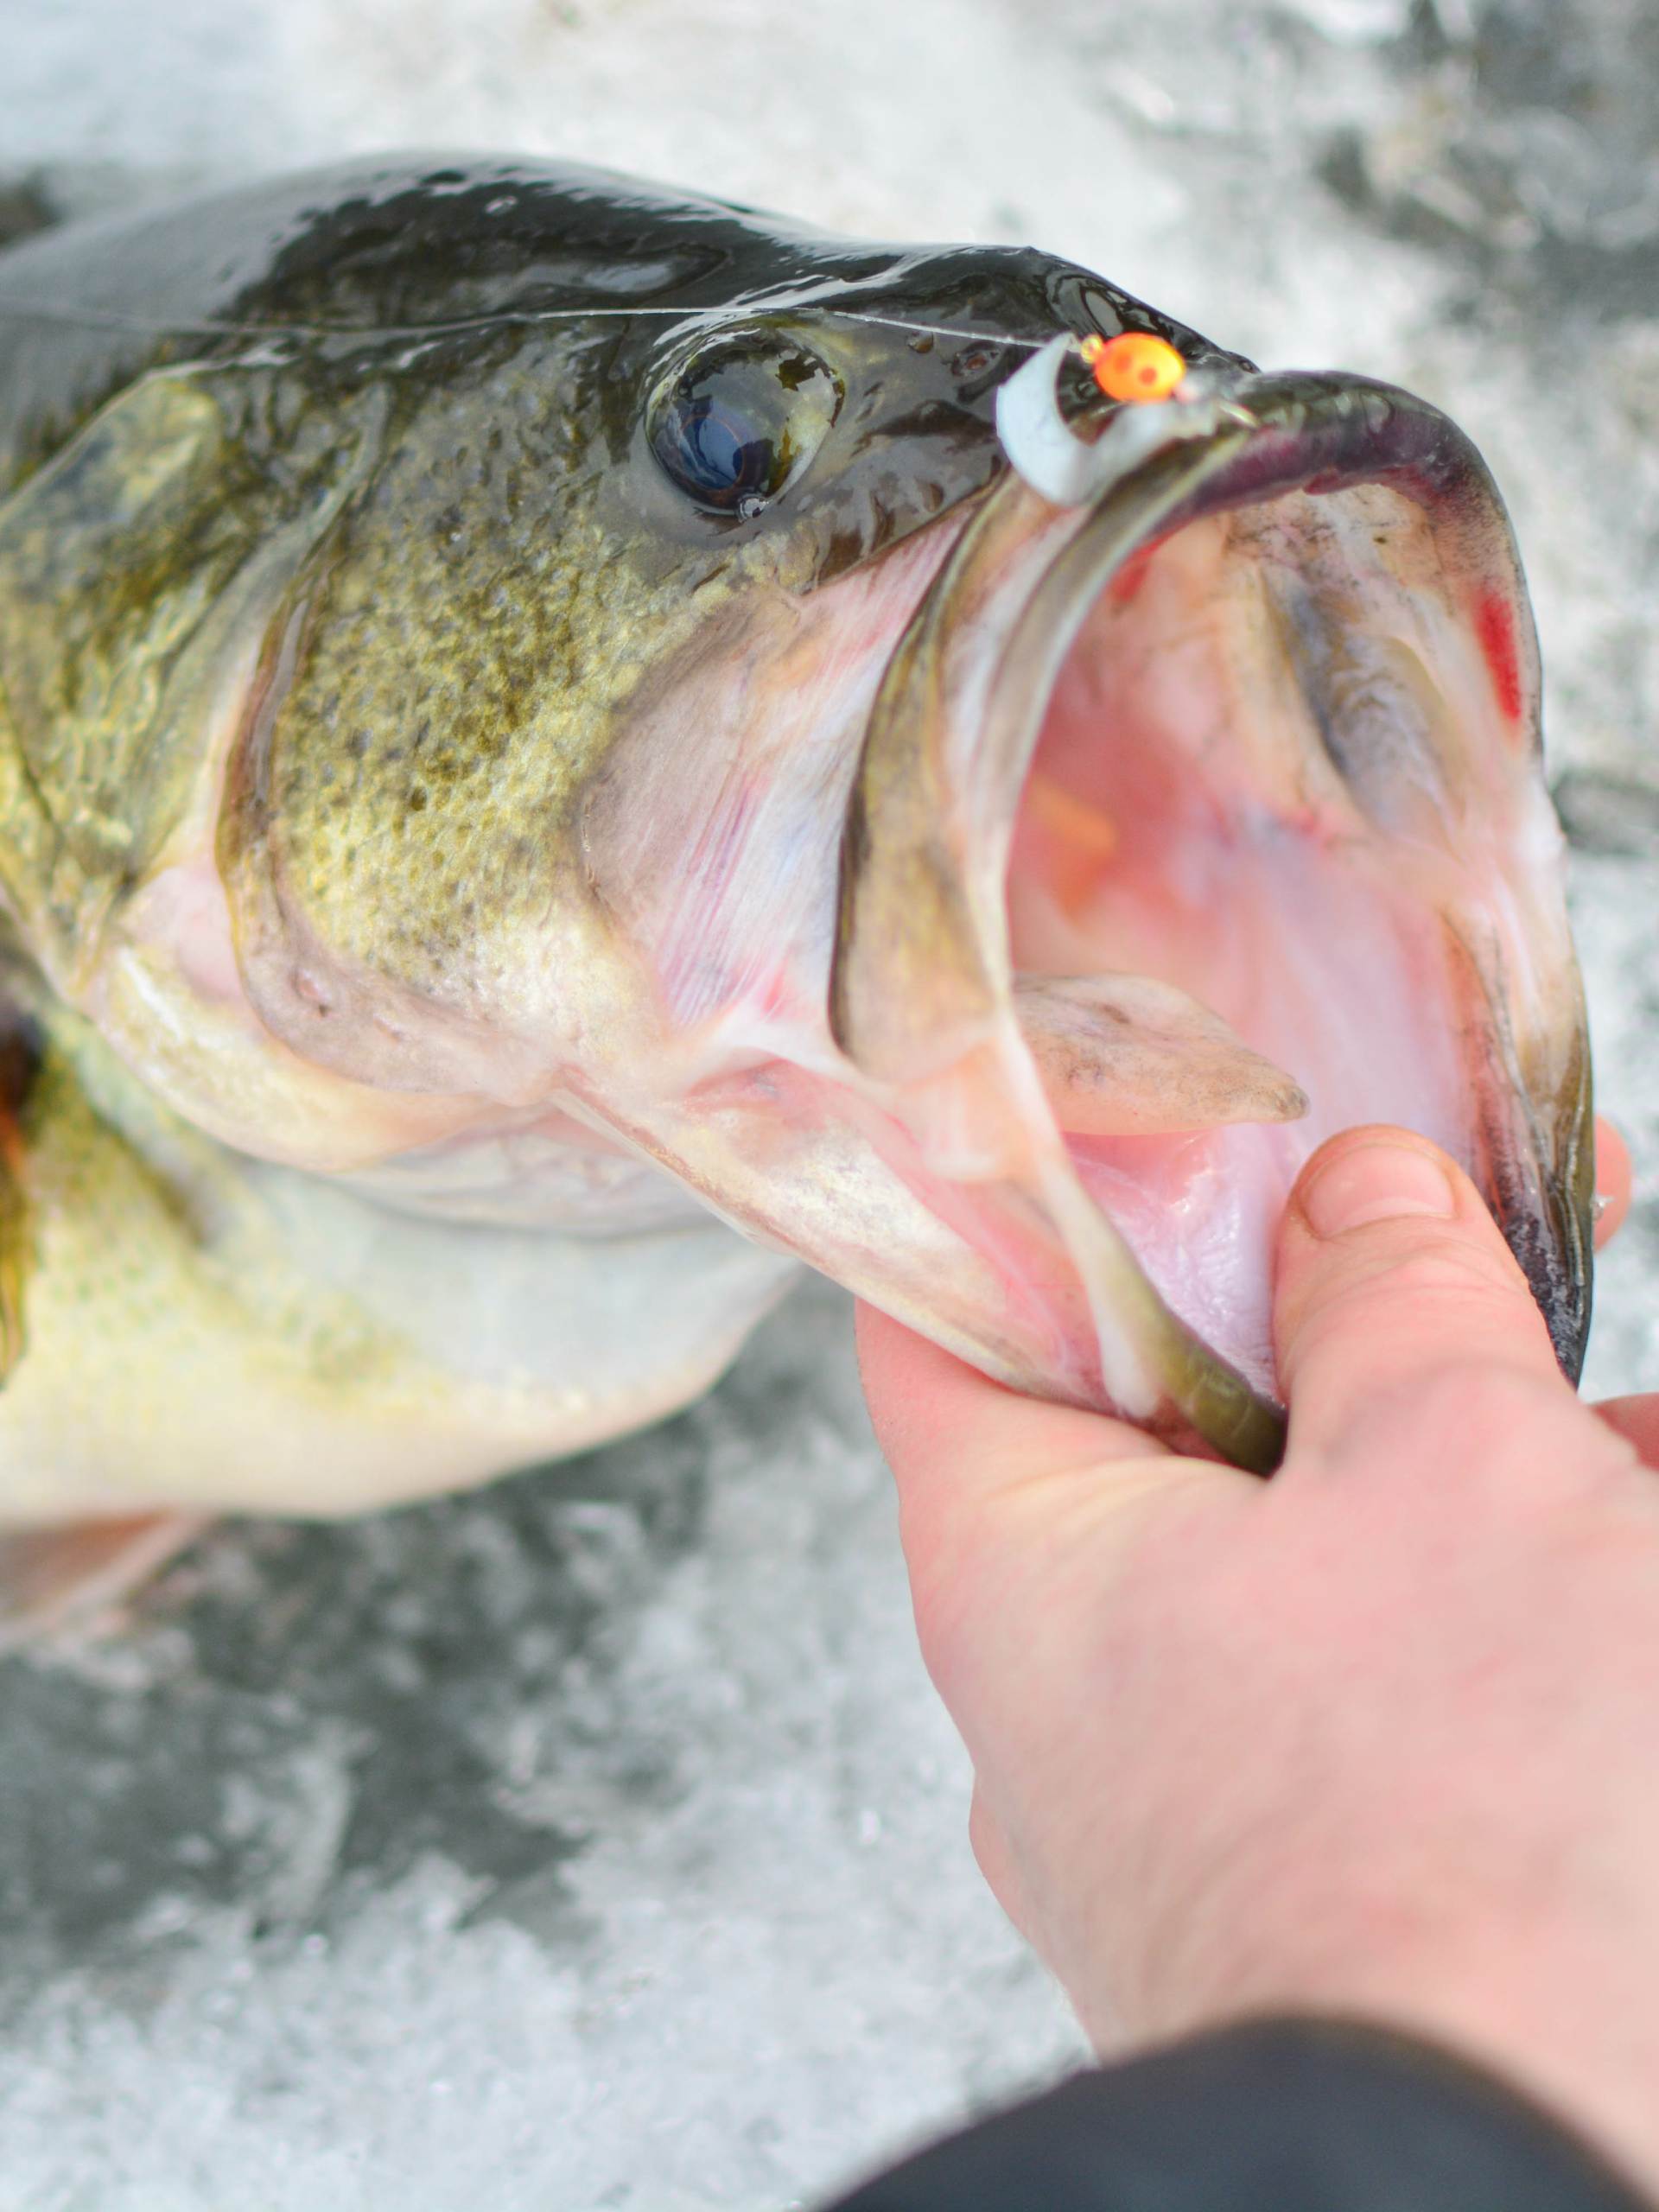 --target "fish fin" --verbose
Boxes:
[0,1513,207,1649]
